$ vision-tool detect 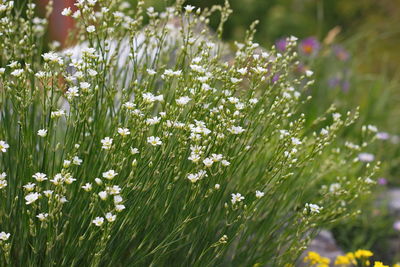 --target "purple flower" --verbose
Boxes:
[376,132,390,140]
[341,80,350,92]
[275,38,287,52]
[333,45,350,61]
[299,37,320,56]
[394,220,400,231]
[377,177,387,185]
[328,77,340,88]
[358,153,374,162]
[272,73,280,83]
